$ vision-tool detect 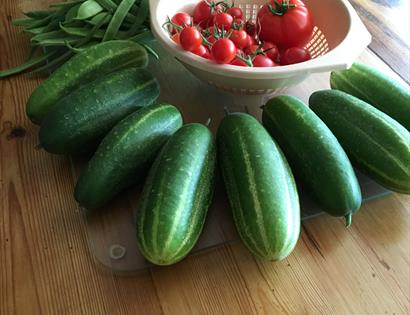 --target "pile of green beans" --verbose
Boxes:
[0,0,154,78]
